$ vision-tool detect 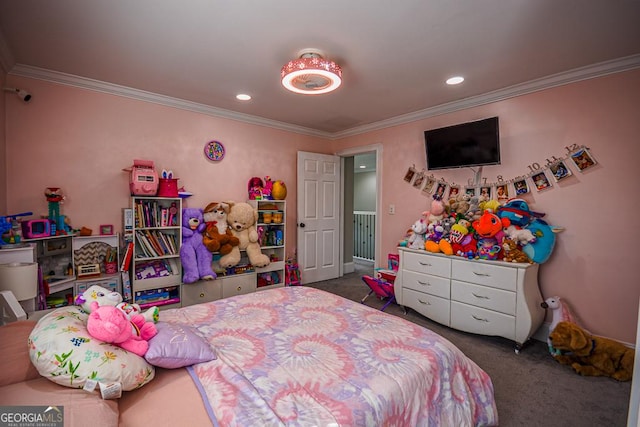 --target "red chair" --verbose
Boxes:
[361,275,396,311]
